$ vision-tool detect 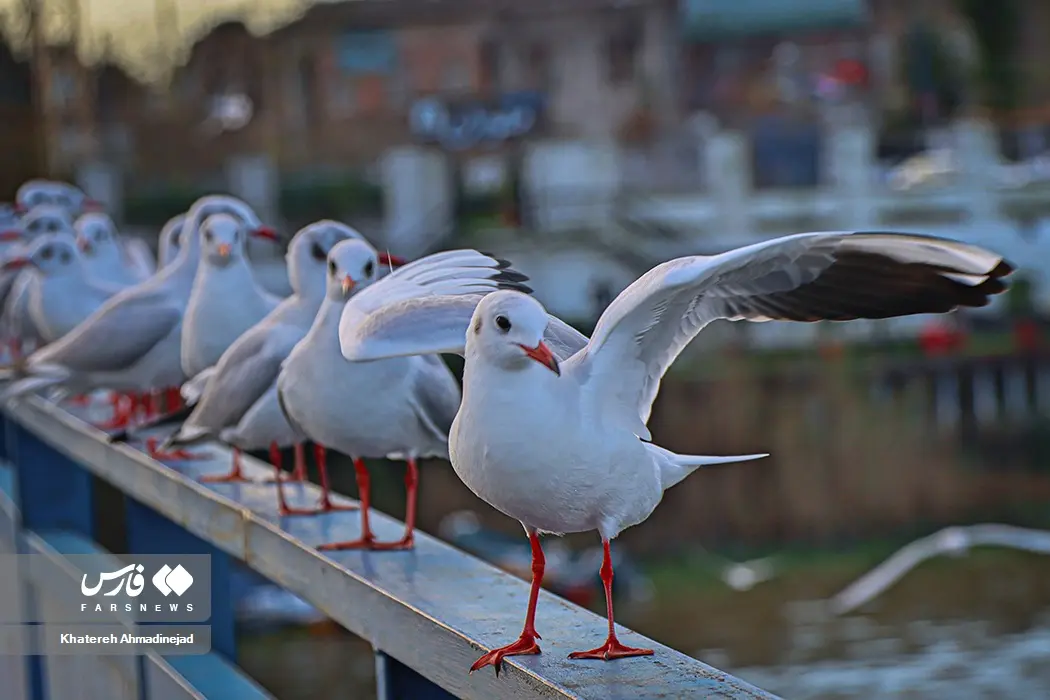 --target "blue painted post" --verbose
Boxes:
[9,422,94,536]
[375,651,456,700]
[123,498,236,660]
[7,418,95,700]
